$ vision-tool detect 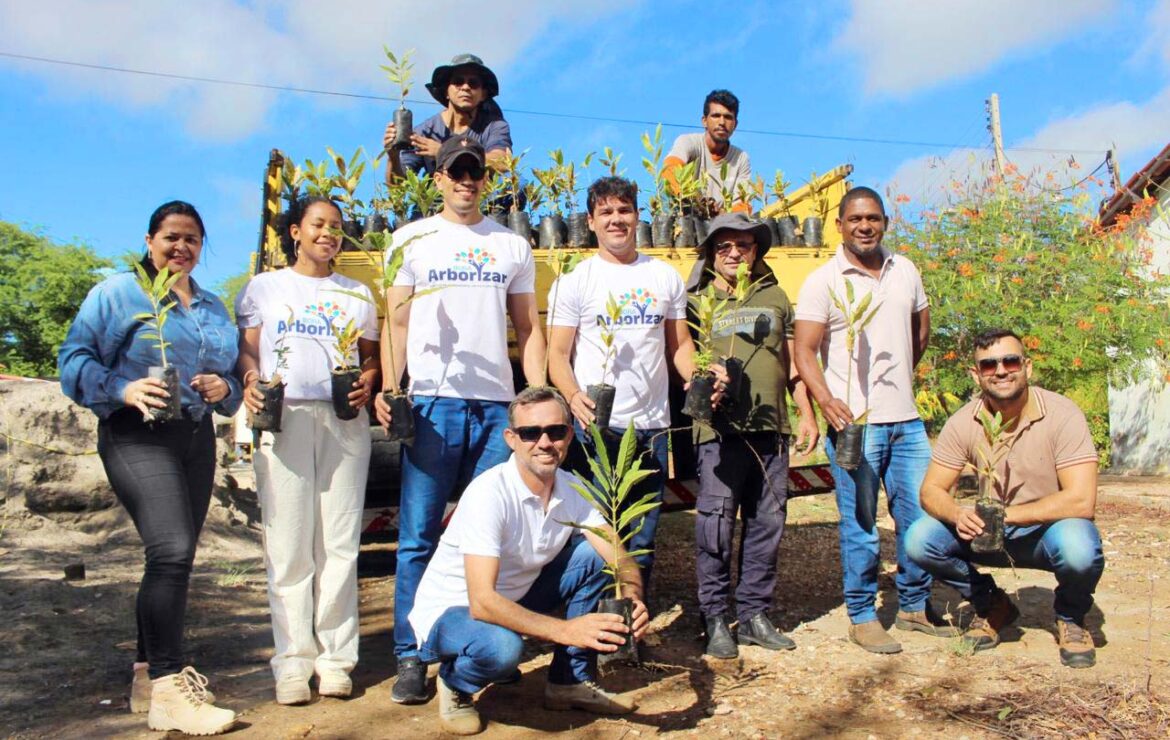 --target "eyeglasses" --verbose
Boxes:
[449,75,483,89]
[715,240,756,254]
[444,163,486,181]
[976,354,1024,376]
[513,424,571,443]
